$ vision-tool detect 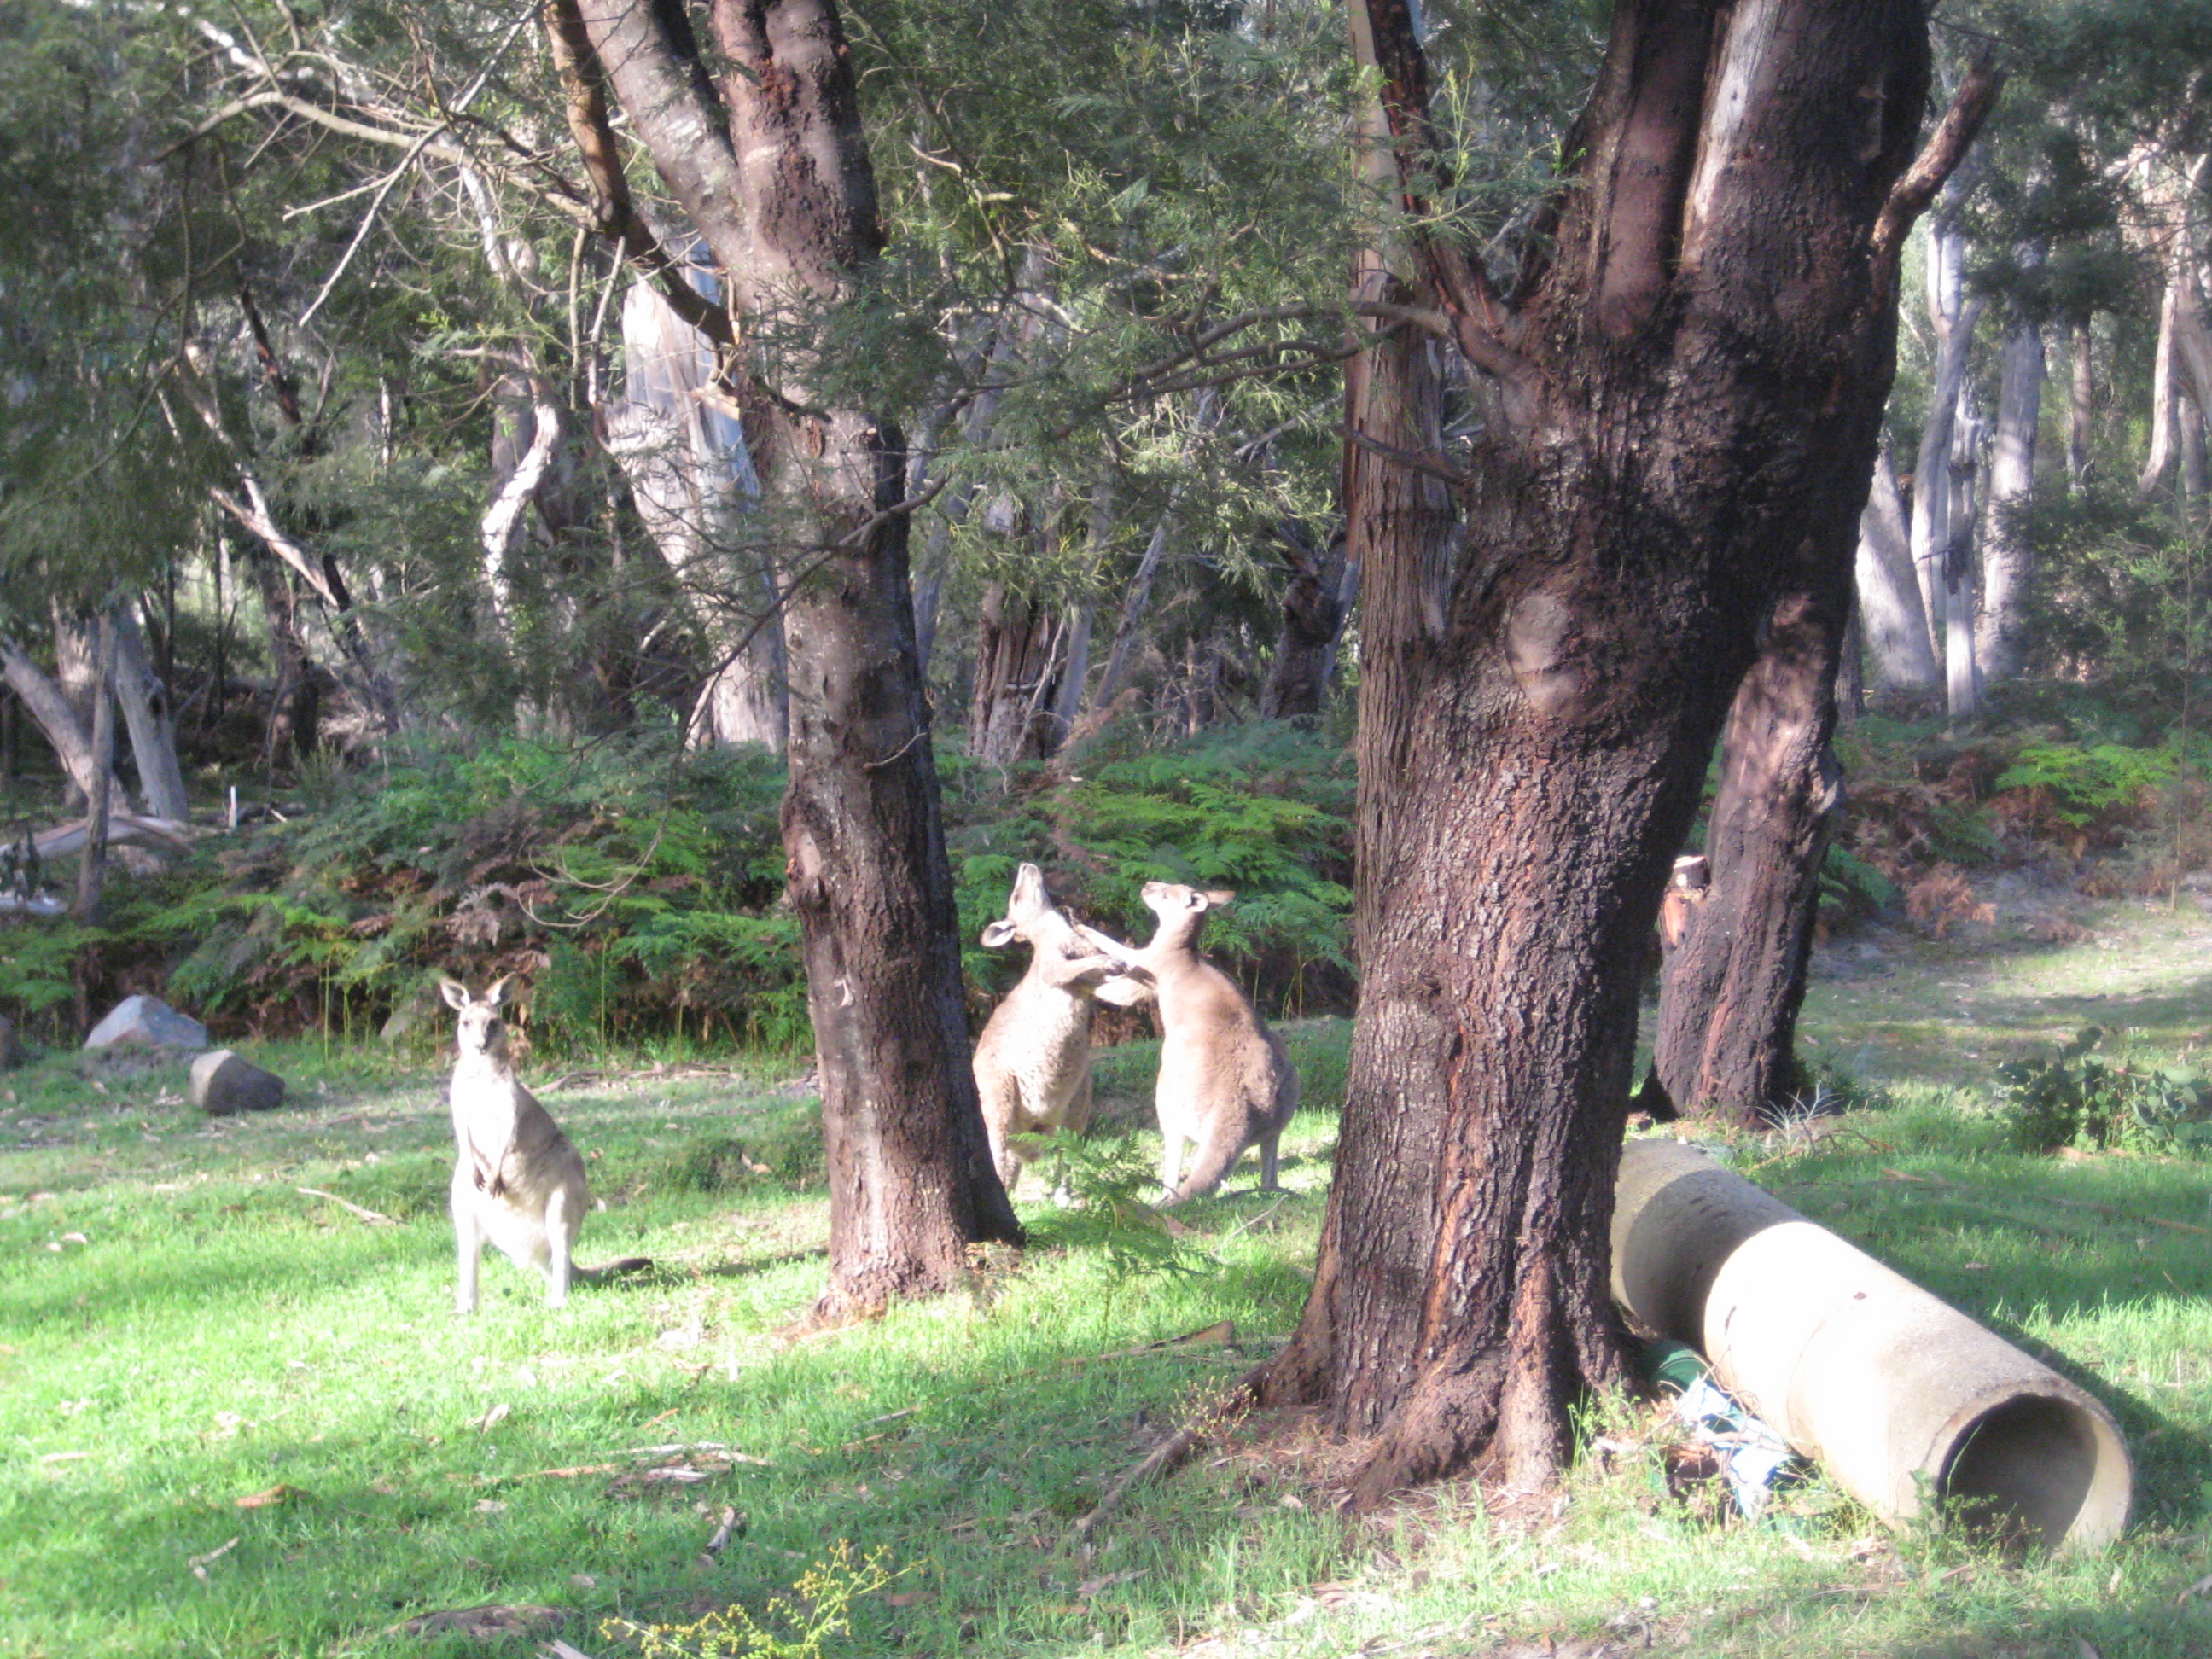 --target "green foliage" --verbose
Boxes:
[604,1544,895,1659]
[949,723,1355,1016]
[1993,741,2178,830]
[1818,845,1901,923]
[0,919,84,1019]
[142,731,803,1055]
[1994,1027,2212,1155]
